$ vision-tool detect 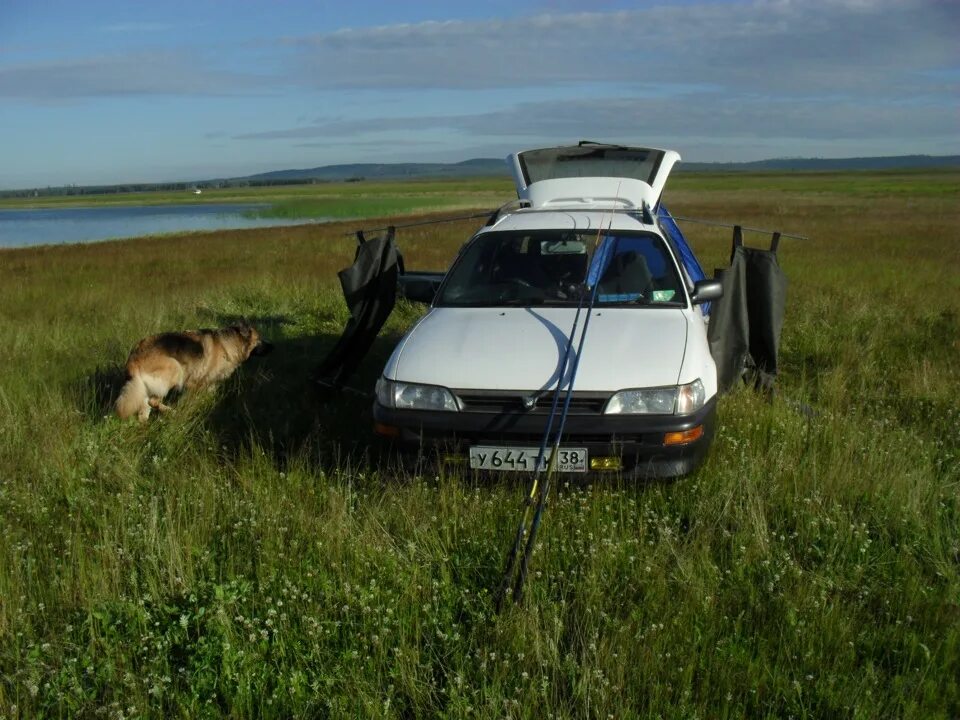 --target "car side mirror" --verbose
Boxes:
[690,278,723,305]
